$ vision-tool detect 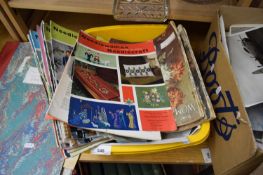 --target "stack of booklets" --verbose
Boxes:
[28,20,216,157]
